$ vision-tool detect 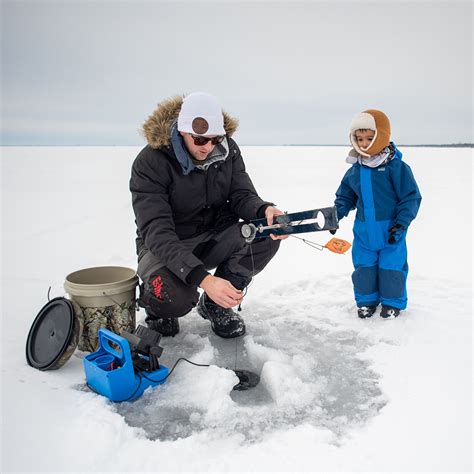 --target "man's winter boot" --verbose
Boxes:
[380,306,400,319]
[357,306,377,318]
[197,294,245,338]
[146,314,180,337]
